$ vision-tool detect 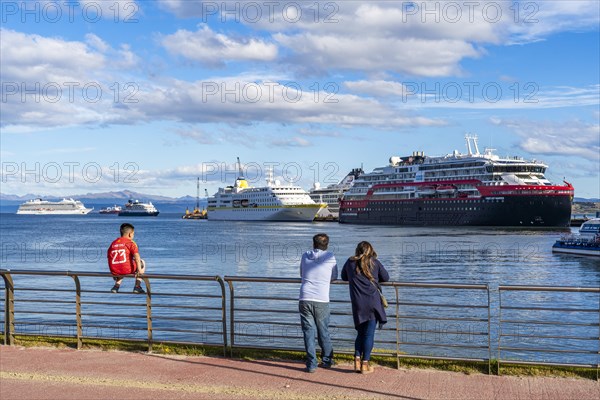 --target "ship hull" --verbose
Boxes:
[118,211,159,217]
[208,205,322,222]
[339,194,572,227]
[17,208,92,215]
